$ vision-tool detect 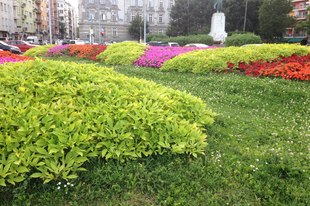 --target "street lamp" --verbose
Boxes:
[243,0,248,32]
